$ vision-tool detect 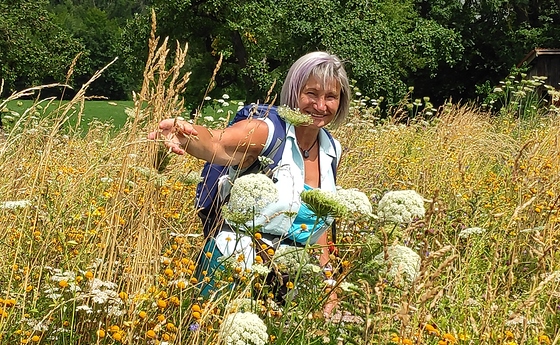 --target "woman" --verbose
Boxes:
[150,51,350,307]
